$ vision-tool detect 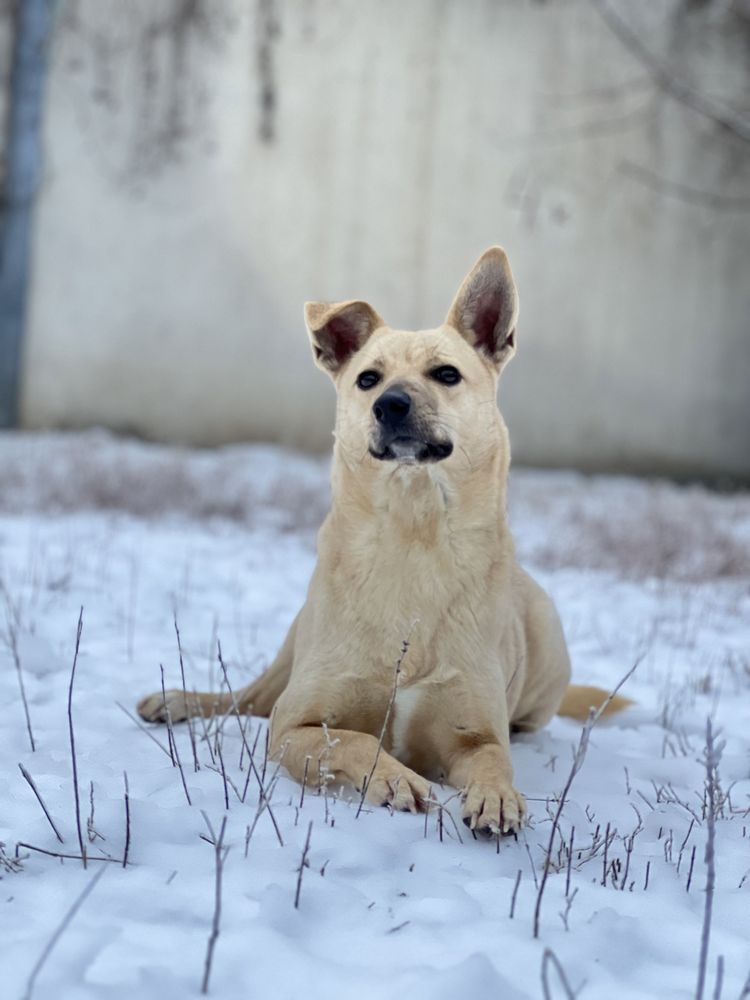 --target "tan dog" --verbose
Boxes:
[138,247,627,835]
